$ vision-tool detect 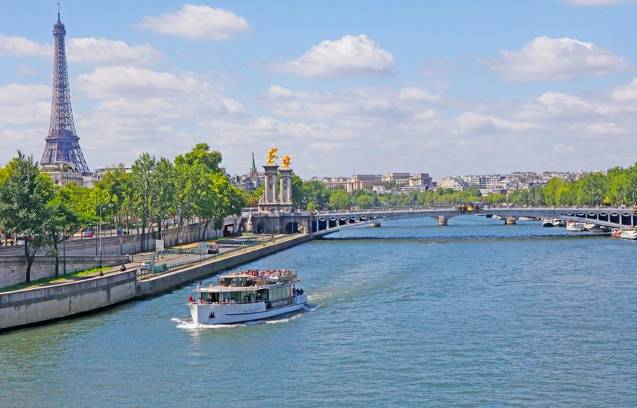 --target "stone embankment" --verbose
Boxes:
[0,234,310,331]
